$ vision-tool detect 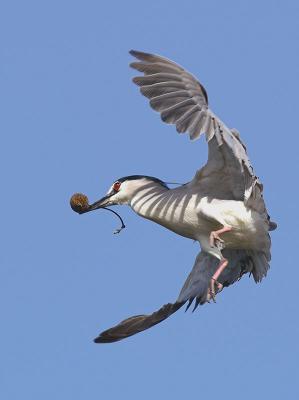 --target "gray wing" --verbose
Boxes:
[94,249,263,343]
[130,50,267,214]
[94,302,184,343]
[177,249,268,311]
